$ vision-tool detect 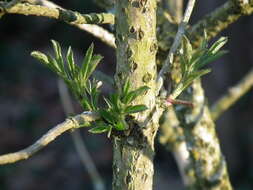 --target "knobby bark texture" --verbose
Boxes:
[178,80,232,190]
[112,0,162,190]
[157,0,245,189]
